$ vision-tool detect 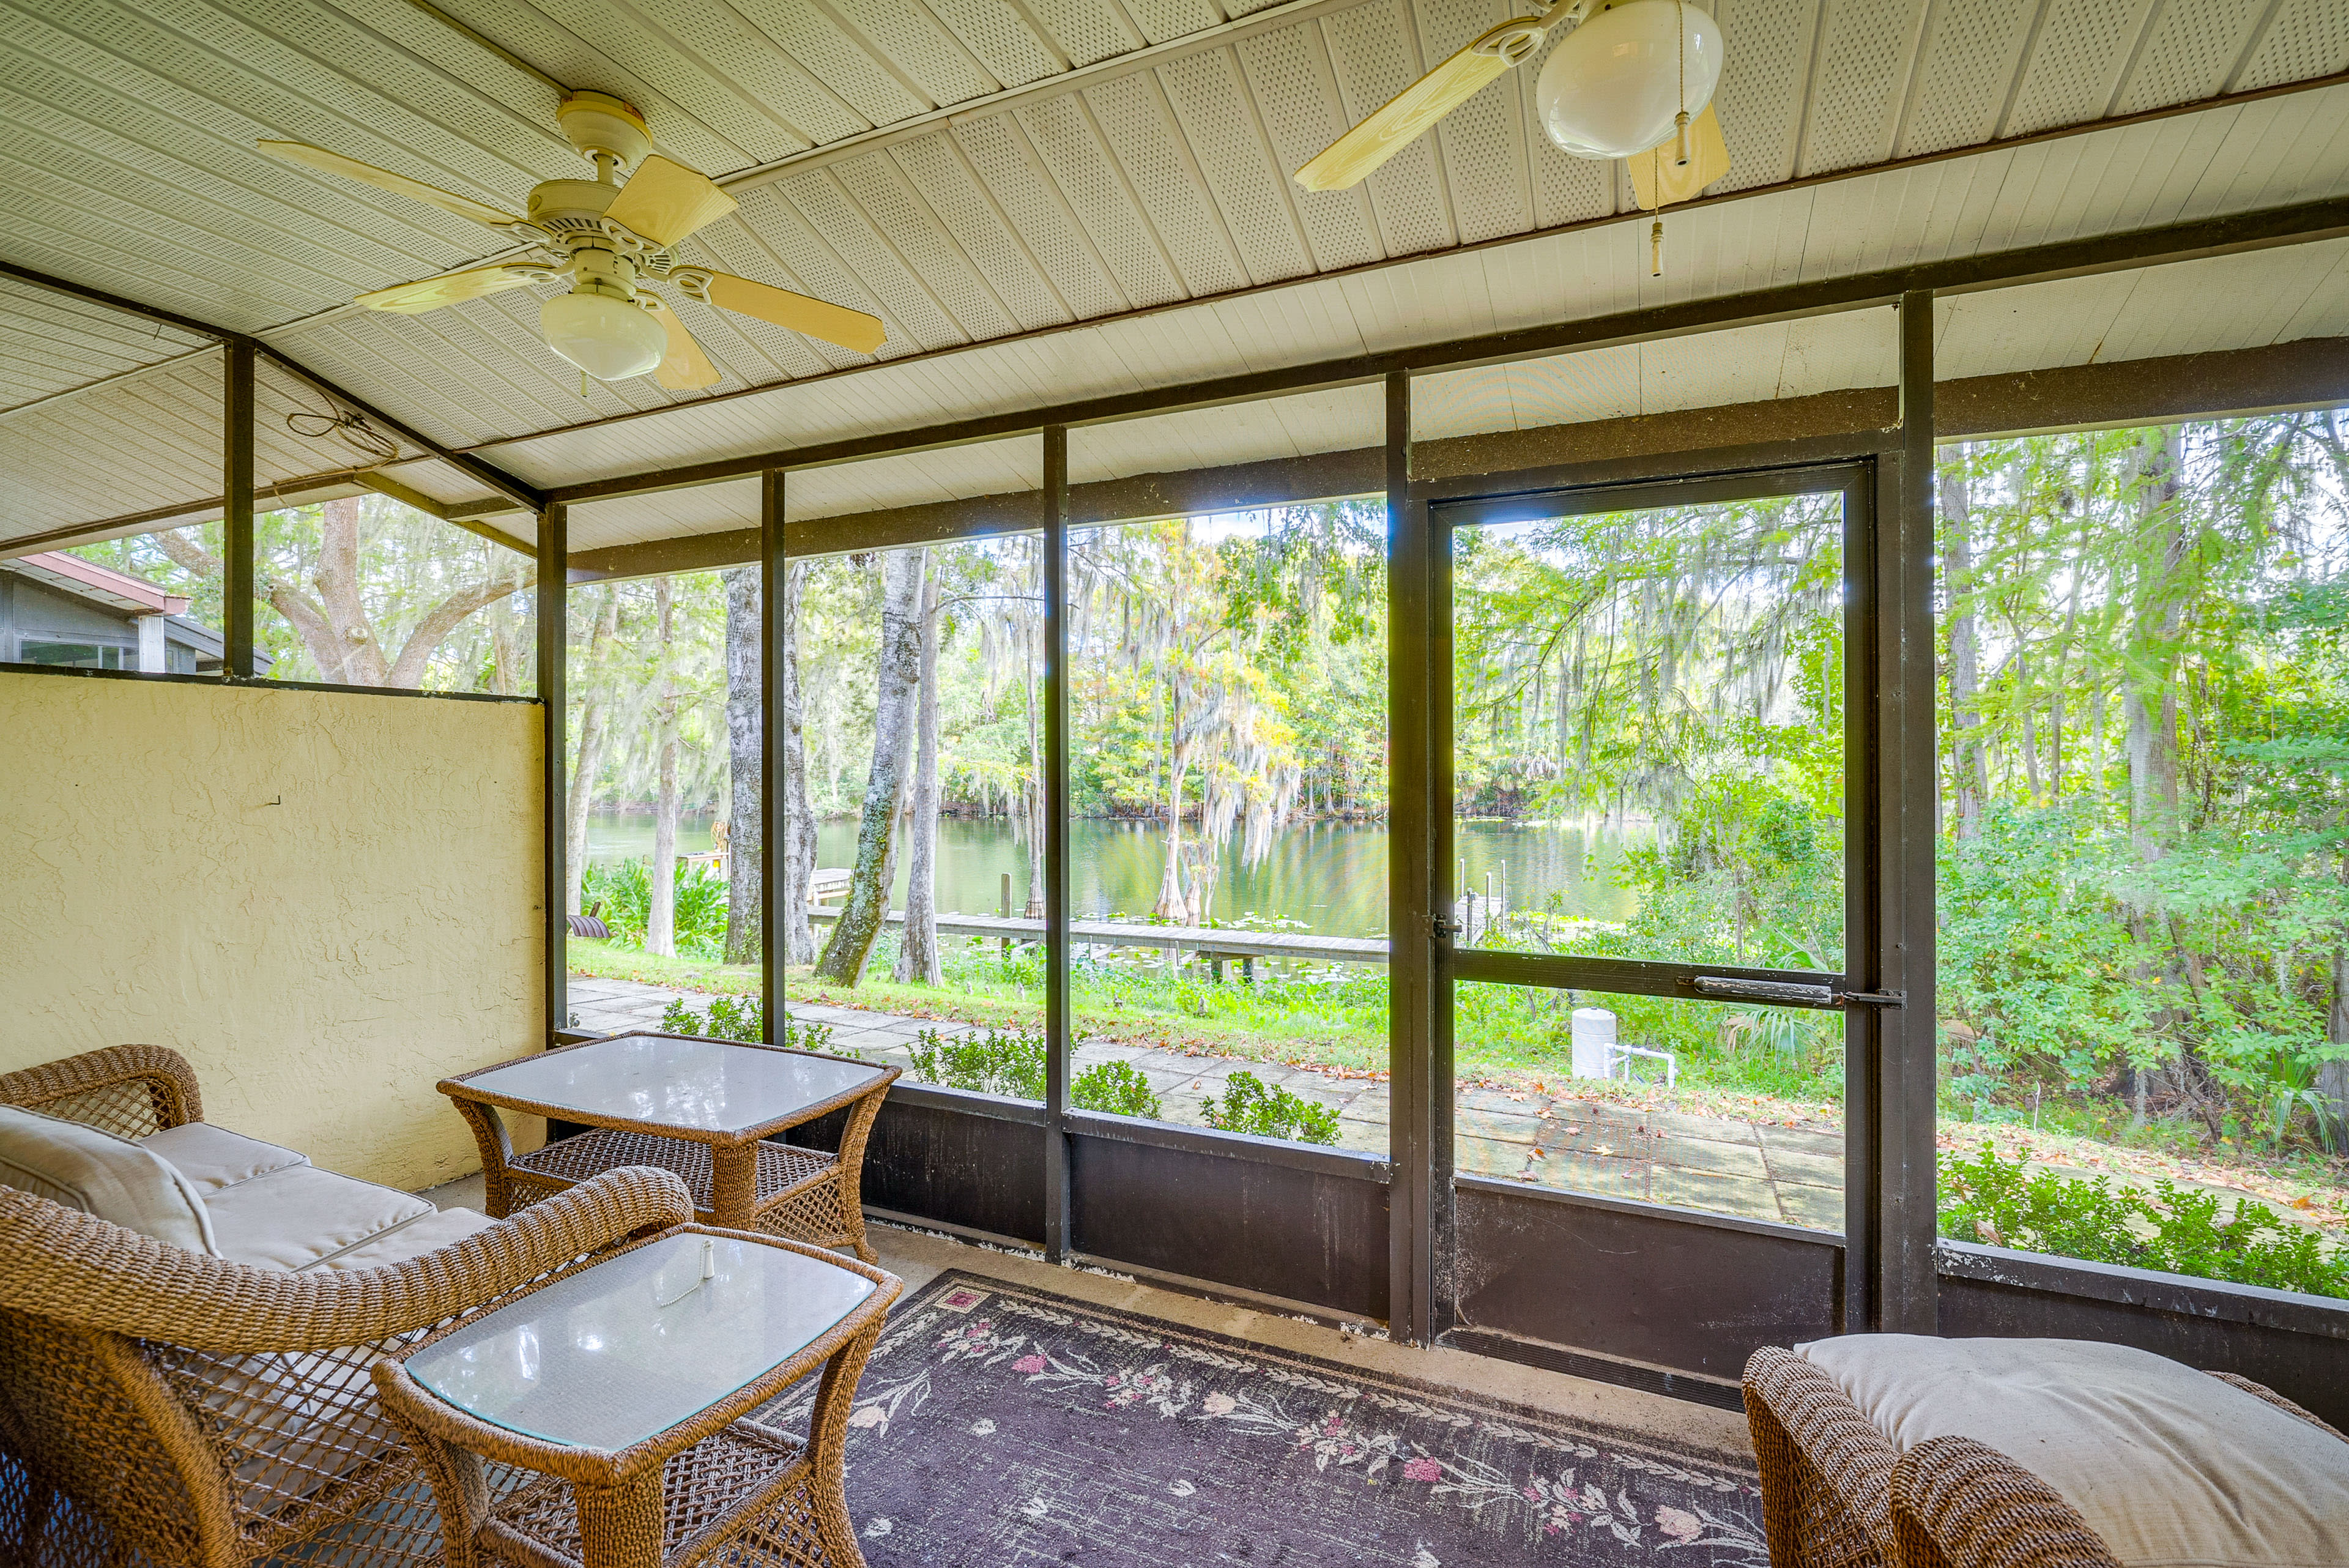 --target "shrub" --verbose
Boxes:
[900,1030,1165,1118]
[1073,1061,1162,1119]
[581,857,733,957]
[1200,1070,1340,1145]
[658,995,834,1053]
[910,1026,1045,1099]
[1938,1142,2347,1299]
